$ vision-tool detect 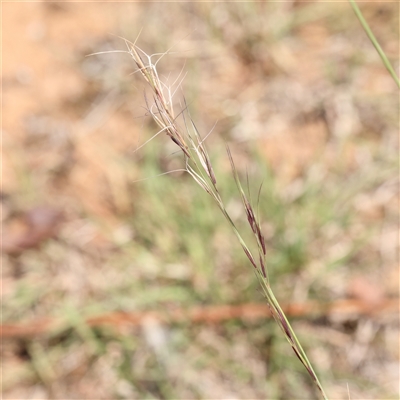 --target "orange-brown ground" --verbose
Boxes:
[2,2,399,399]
